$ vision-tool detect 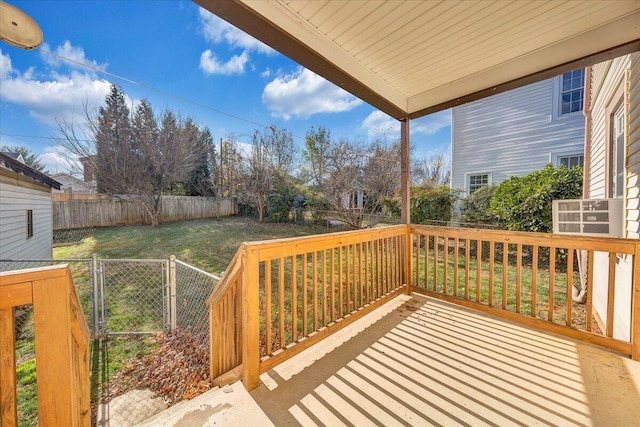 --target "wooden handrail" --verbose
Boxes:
[208,224,640,394]
[208,246,245,384]
[206,245,245,307]
[409,225,640,360]
[0,265,90,427]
